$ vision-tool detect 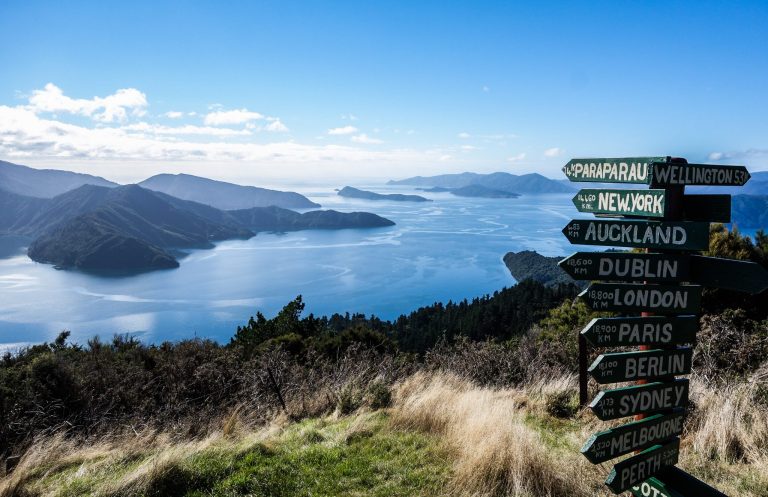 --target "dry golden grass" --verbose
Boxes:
[391,371,610,497]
